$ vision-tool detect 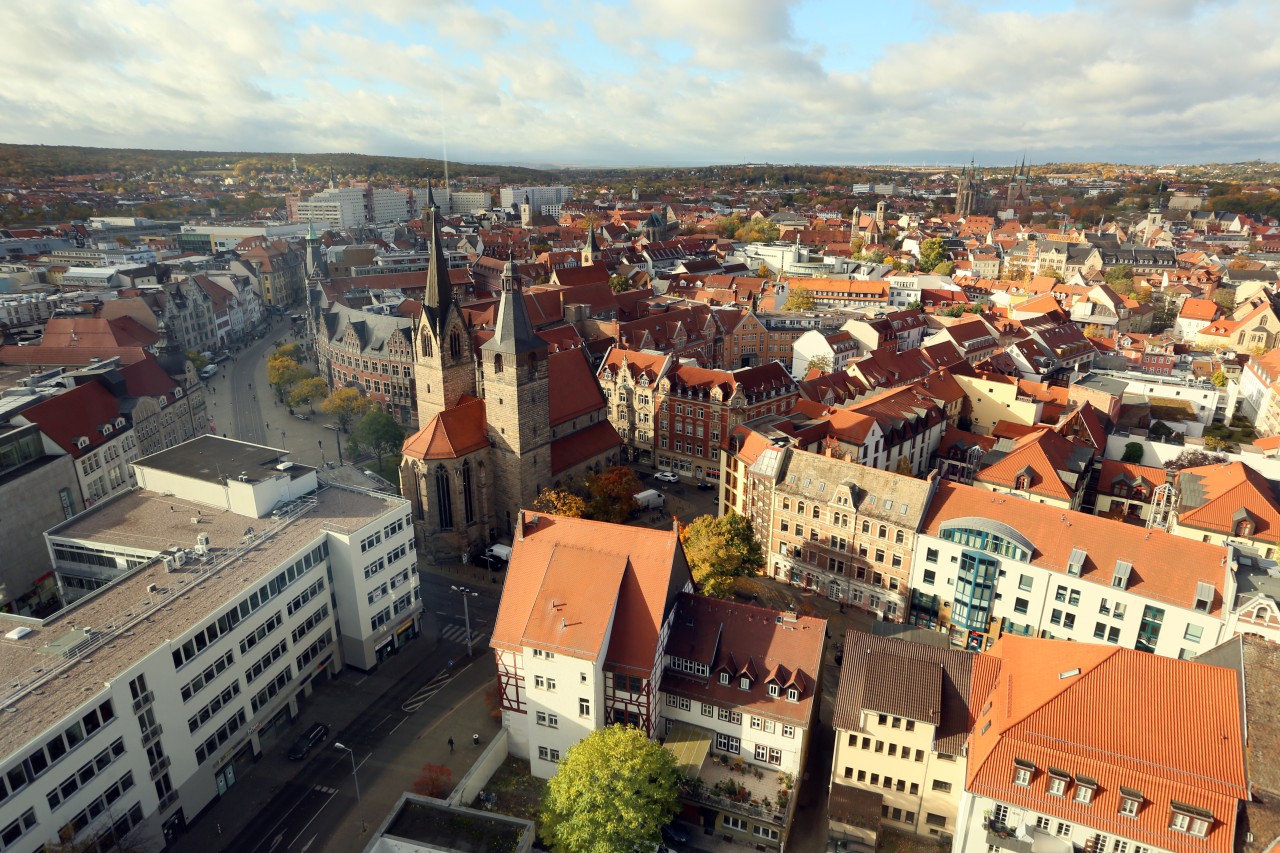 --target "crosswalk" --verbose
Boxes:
[313,785,337,795]
[439,624,487,646]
